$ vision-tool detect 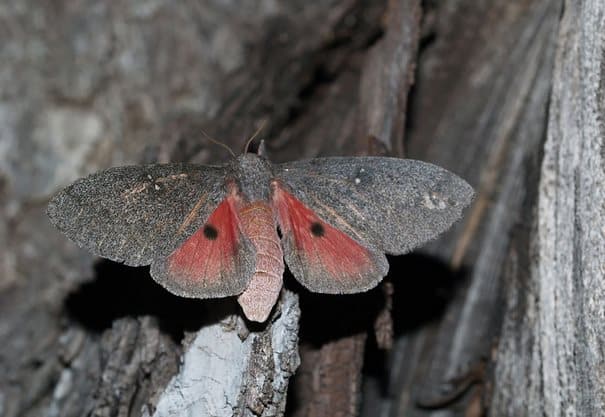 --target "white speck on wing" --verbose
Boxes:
[354,178,361,185]
[154,184,160,190]
[423,192,447,210]
[147,175,153,180]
